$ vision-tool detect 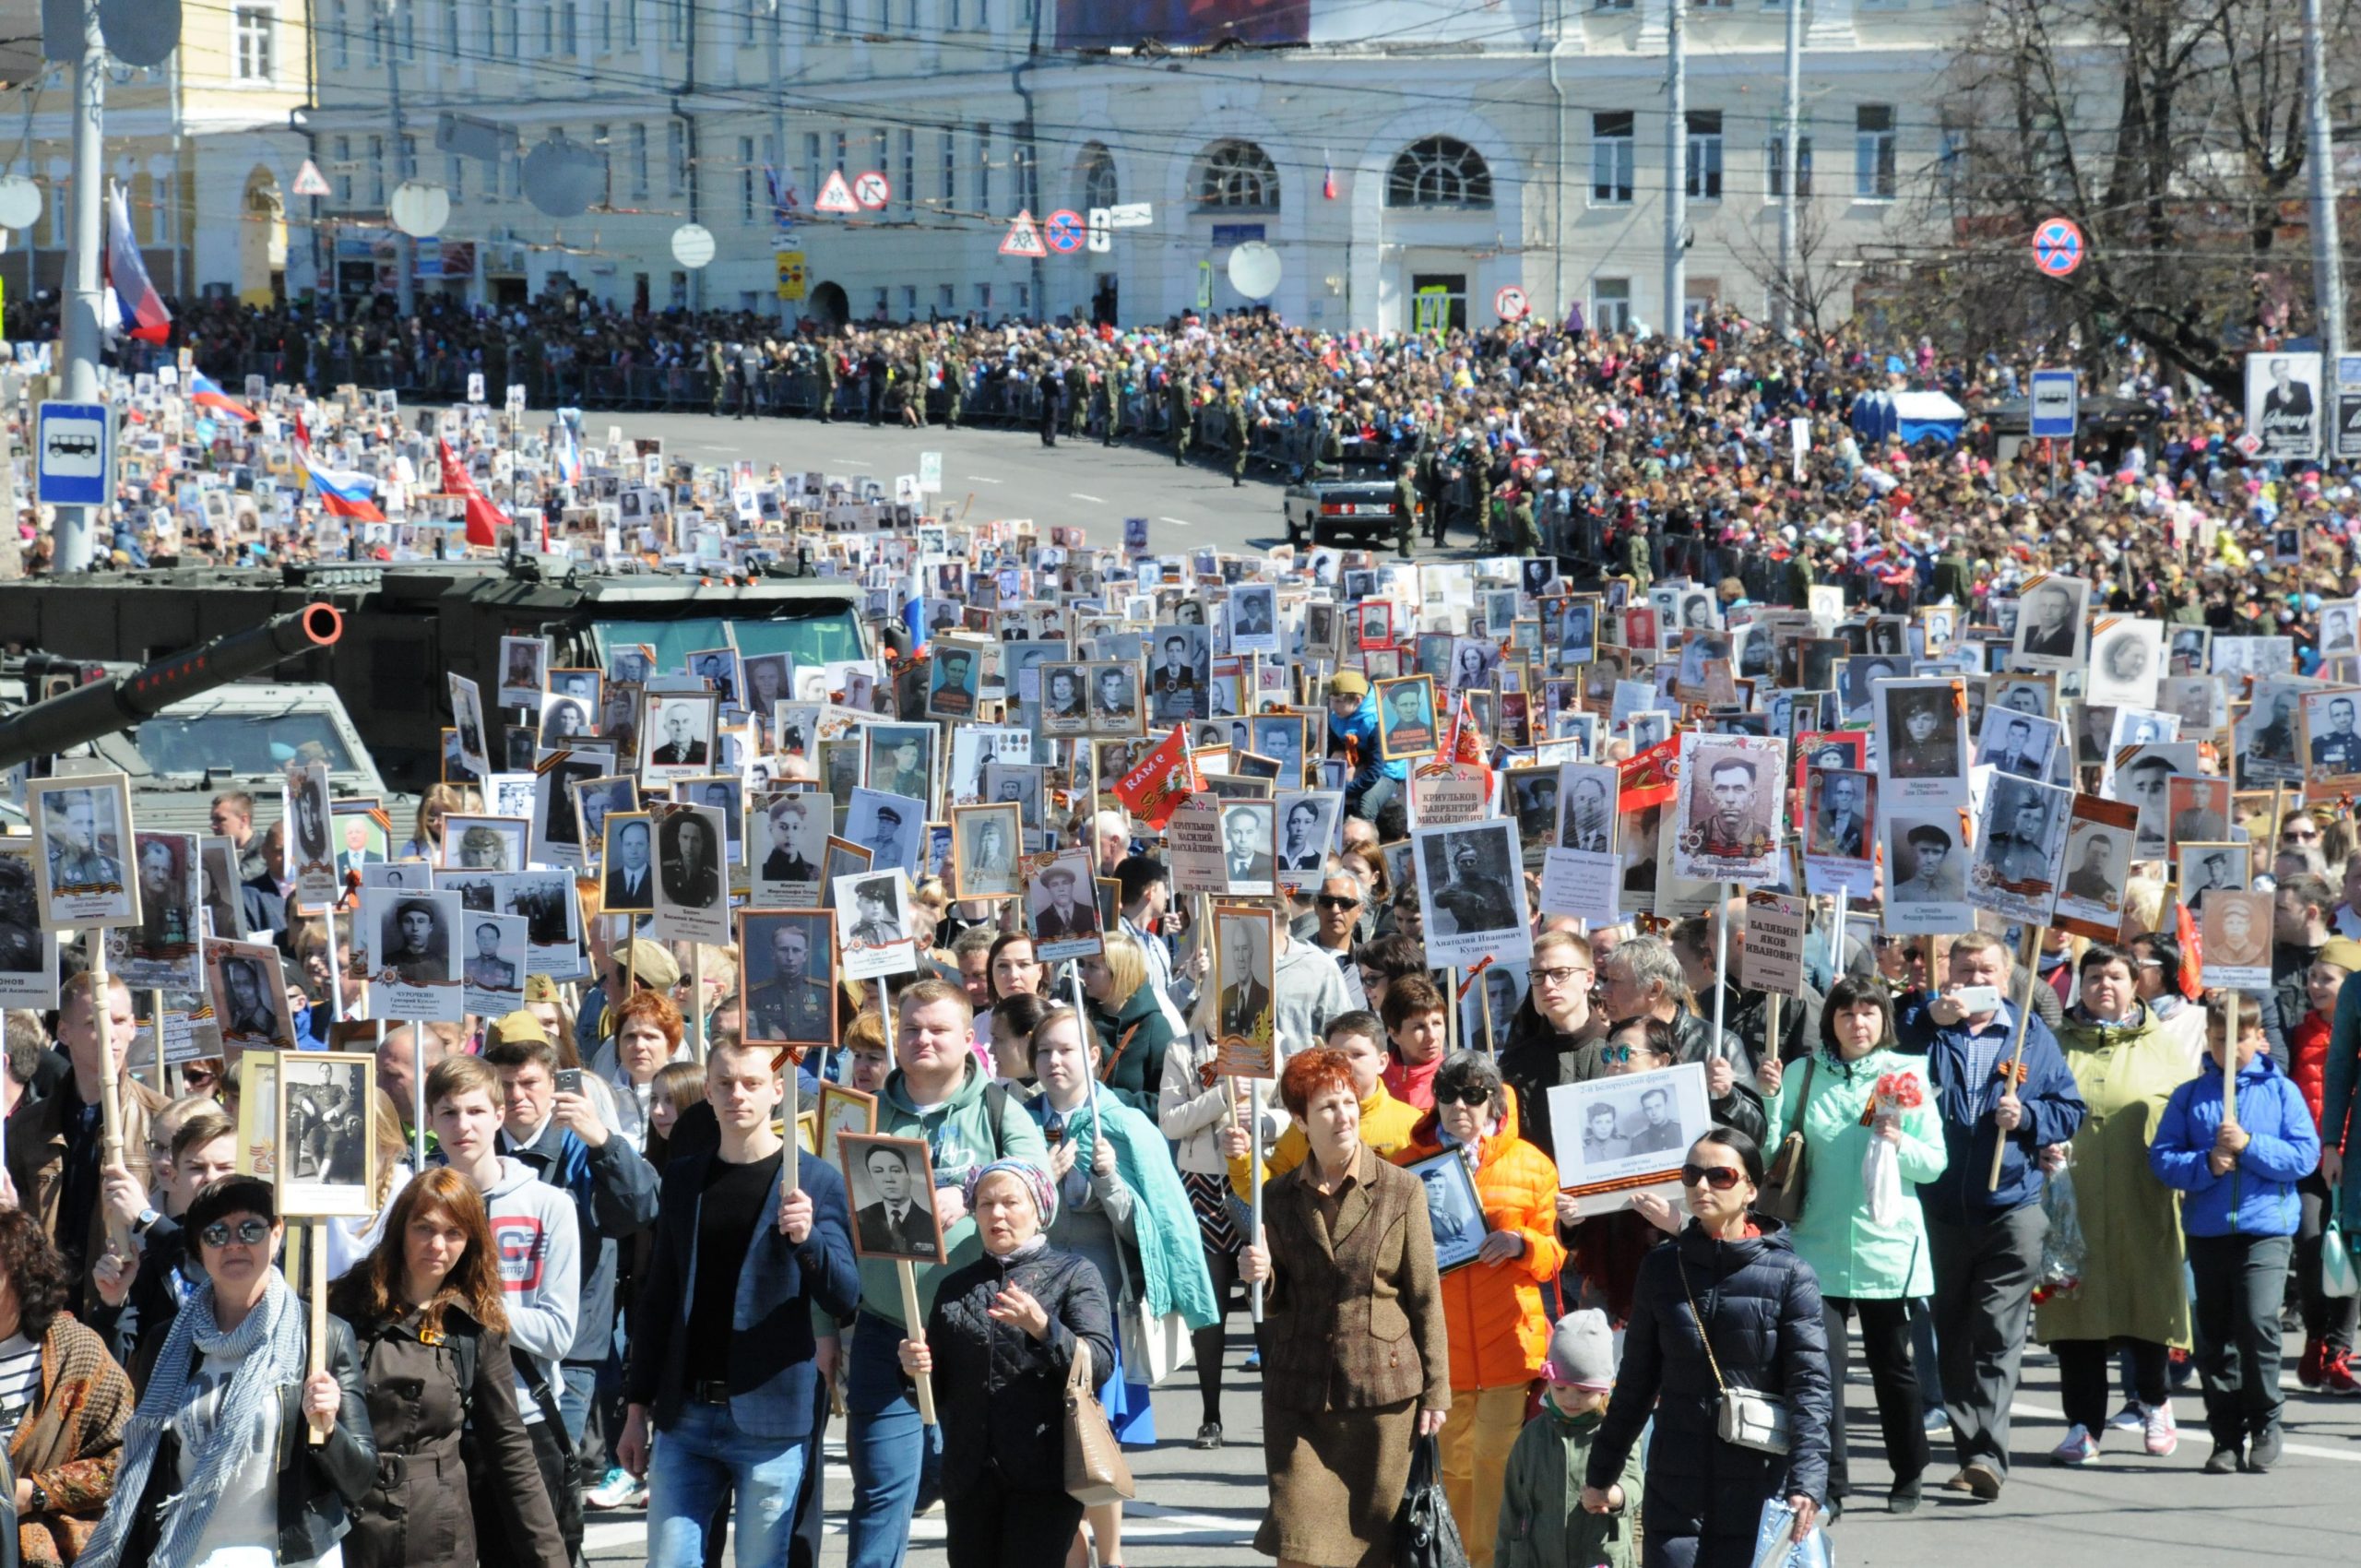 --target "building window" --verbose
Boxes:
[368,135,386,206]
[445,0,461,55]
[1936,120,1968,202]
[667,121,686,195]
[1591,112,1633,204]
[503,0,520,56]
[1080,142,1117,213]
[740,137,756,220]
[1593,277,1631,334]
[625,0,639,45]
[805,132,822,206]
[1014,280,1029,314]
[592,124,611,202]
[667,0,686,44]
[1856,105,1896,198]
[596,0,609,50]
[741,0,758,41]
[975,282,991,313]
[1012,141,1033,210]
[1194,140,1278,209]
[560,0,576,53]
[329,0,349,67]
[899,128,914,214]
[400,6,416,57]
[1765,134,1812,198]
[939,127,955,208]
[1386,137,1492,208]
[233,6,275,80]
[631,124,650,198]
[975,124,991,210]
[901,284,917,315]
[1687,112,1724,199]
[538,0,554,54]
[333,135,352,205]
[447,153,466,200]
[938,283,955,311]
[872,287,889,319]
